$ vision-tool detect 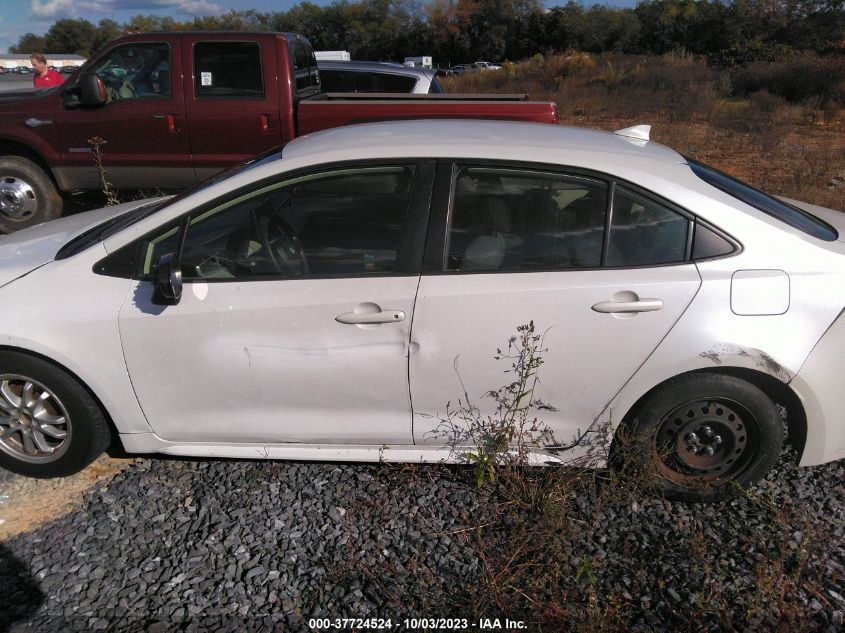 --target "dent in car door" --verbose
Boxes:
[119,162,433,444]
[409,163,702,447]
